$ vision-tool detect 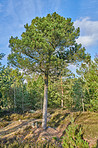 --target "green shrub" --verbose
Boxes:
[62,120,89,148]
